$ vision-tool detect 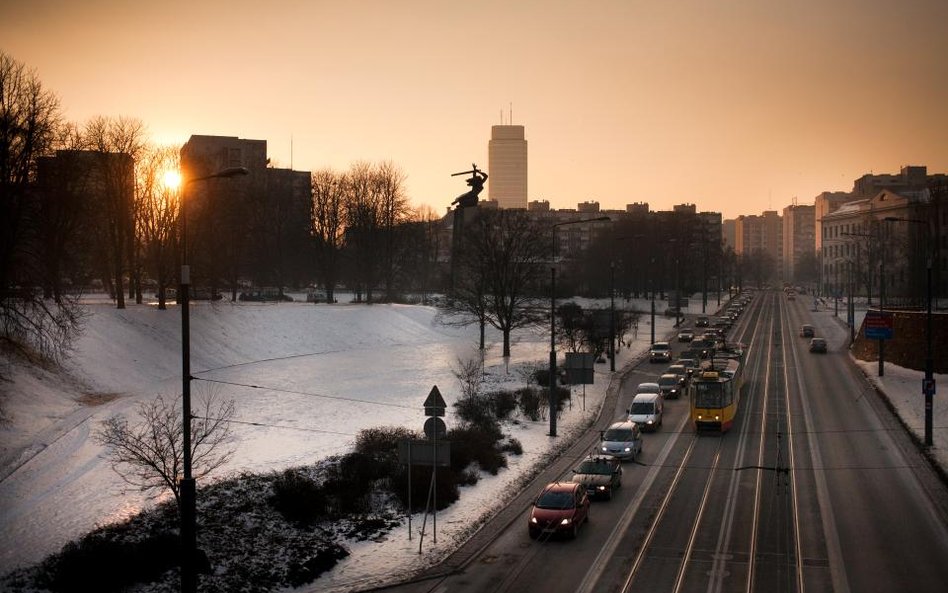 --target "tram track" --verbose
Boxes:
[617,293,769,593]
